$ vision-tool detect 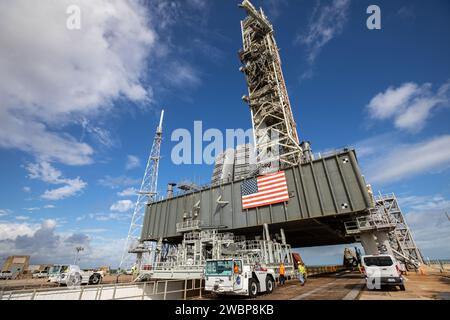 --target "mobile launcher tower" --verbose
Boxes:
[136,1,422,280]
